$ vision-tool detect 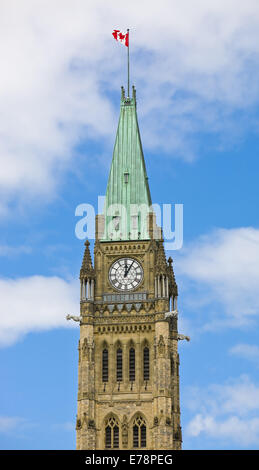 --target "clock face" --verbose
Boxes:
[109,258,143,291]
